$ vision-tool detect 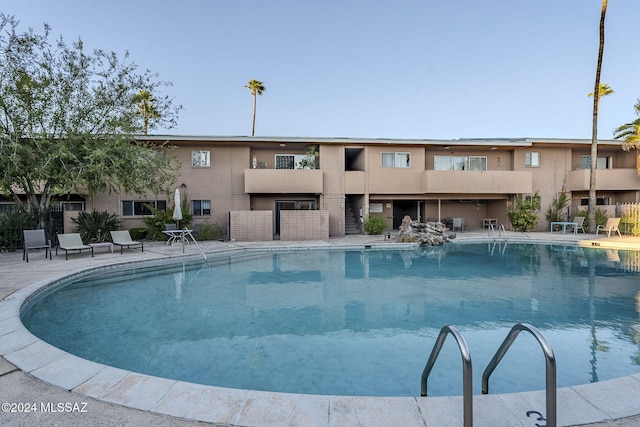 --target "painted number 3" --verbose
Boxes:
[526,410,546,427]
